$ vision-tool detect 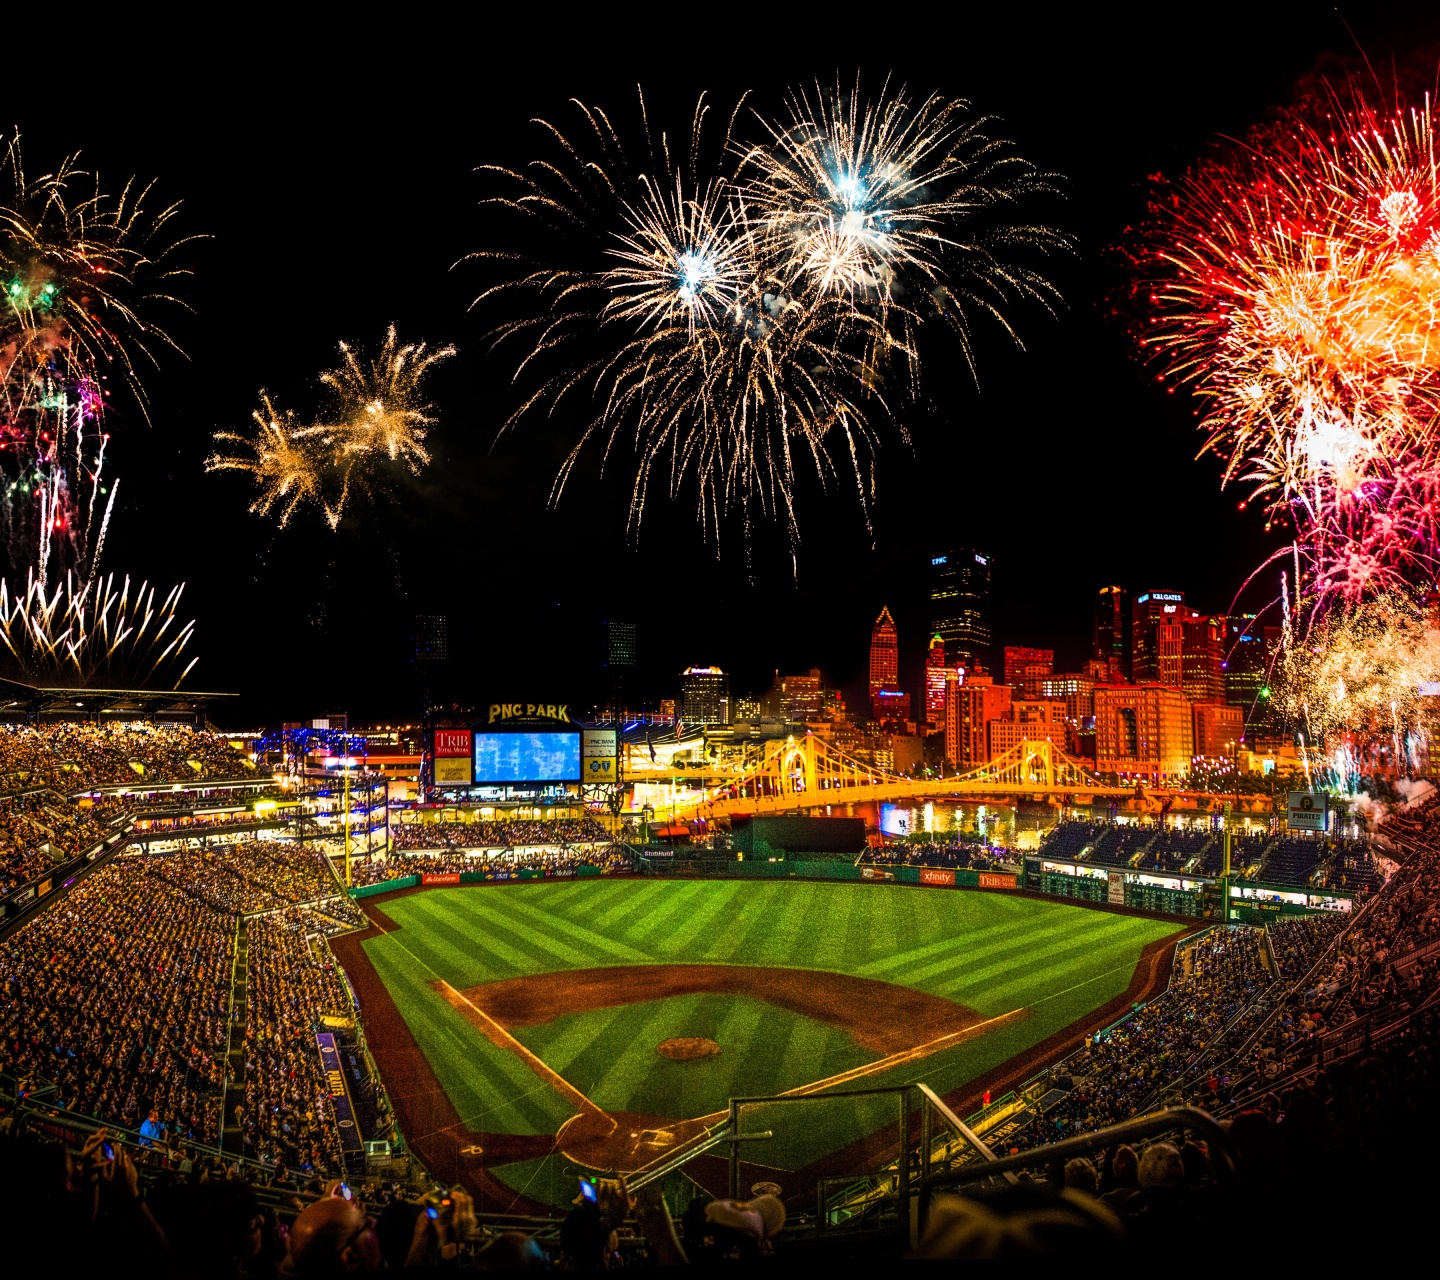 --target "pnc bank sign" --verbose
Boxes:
[487,702,571,725]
